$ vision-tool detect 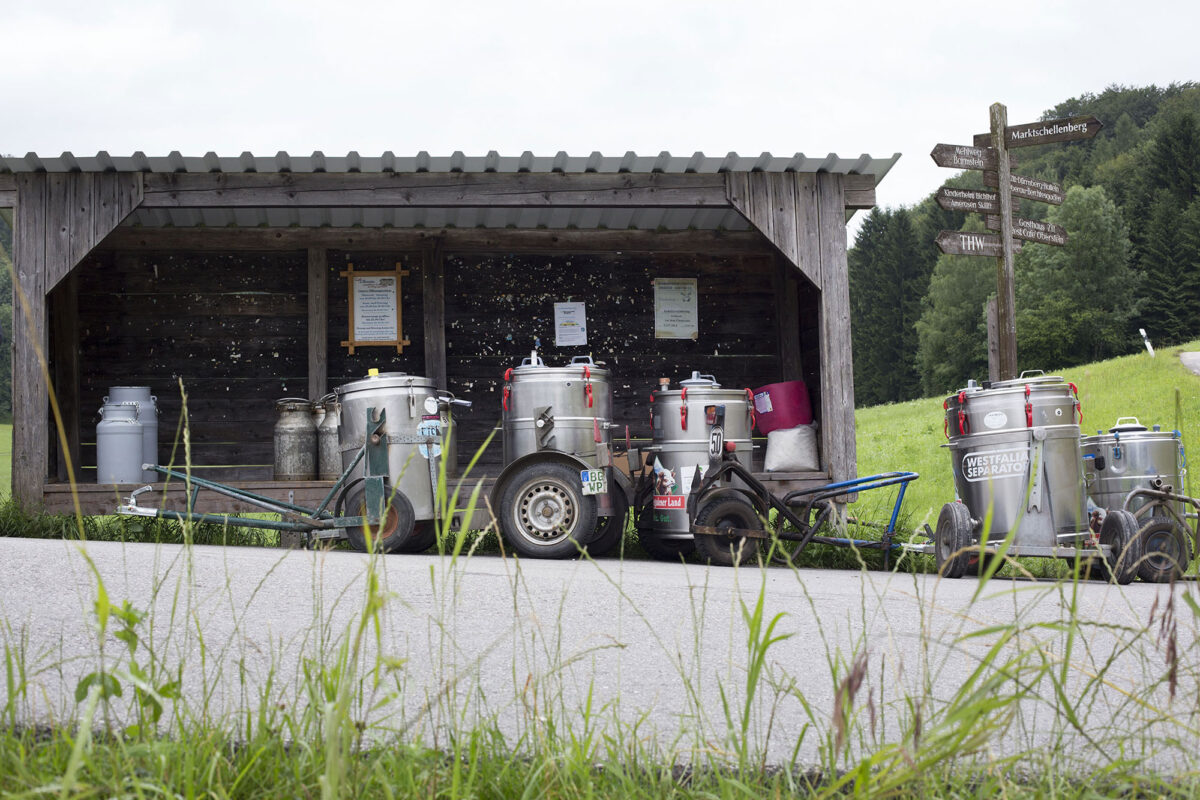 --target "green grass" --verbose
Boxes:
[857,340,1200,538]
[4,347,1200,797]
